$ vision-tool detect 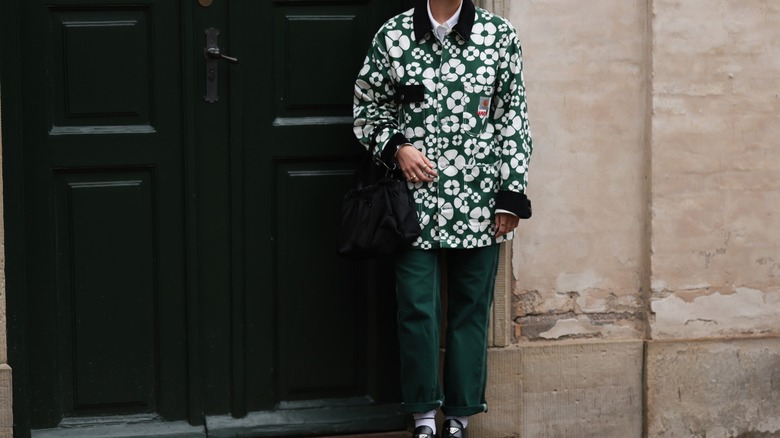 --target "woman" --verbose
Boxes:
[353,0,533,436]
